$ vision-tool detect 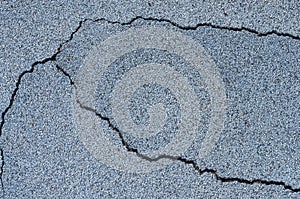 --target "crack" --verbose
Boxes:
[56,65,76,86]
[90,16,300,40]
[56,63,299,193]
[1,14,298,138]
[73,97,300,192]
[0,20,85,197]
[53,18,298,193]
[0,20,85,136]
[76,99,179,162]
[0,14,299,196]
[52,18,298,194]
[1,15,299,137]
